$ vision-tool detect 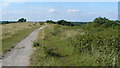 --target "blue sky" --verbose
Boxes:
[1,2,118,22]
